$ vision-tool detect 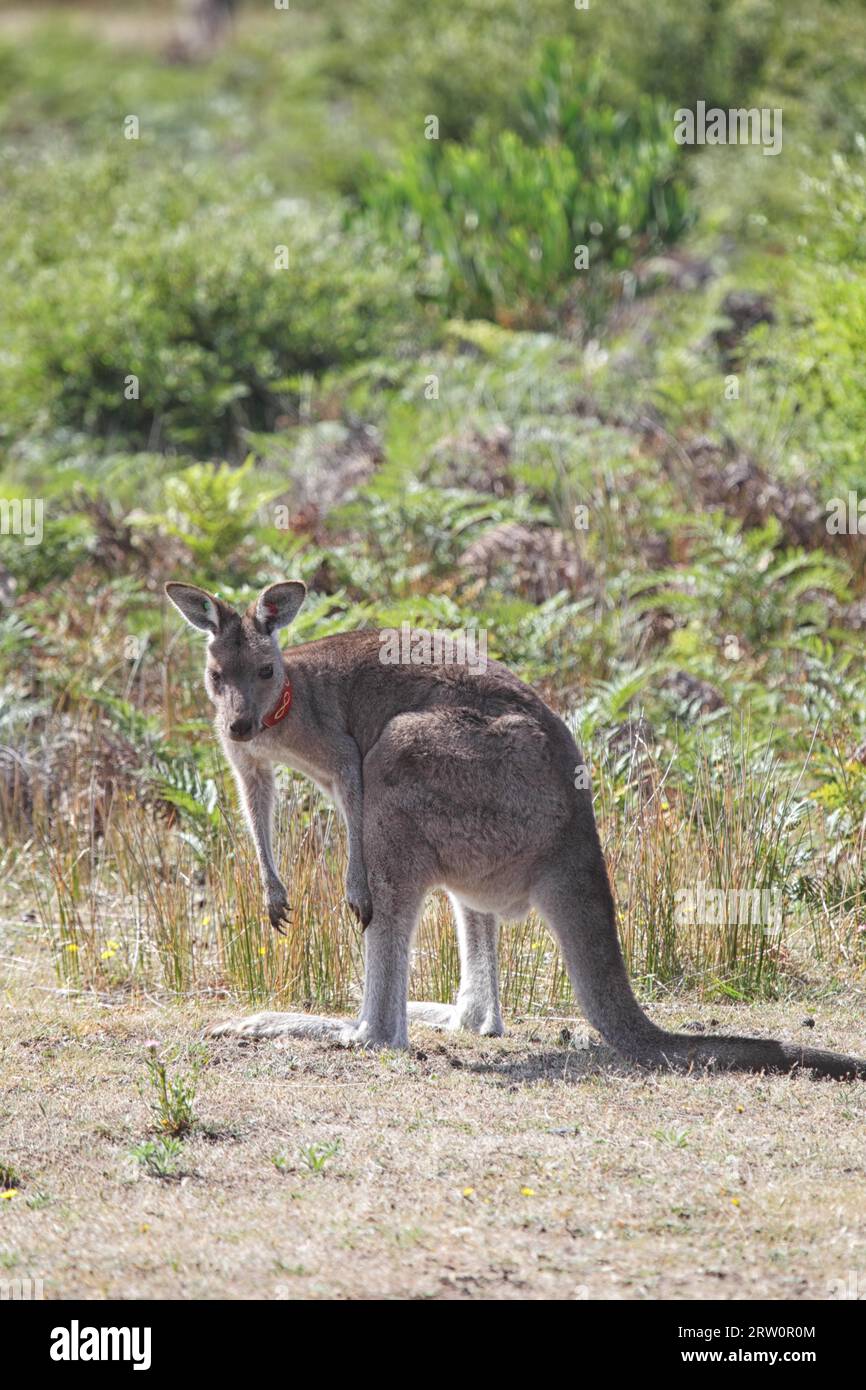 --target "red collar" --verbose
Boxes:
[262,675,292,728]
